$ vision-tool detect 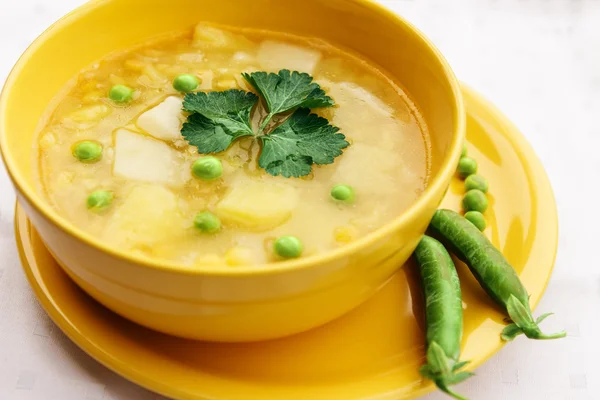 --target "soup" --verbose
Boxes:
[35,23,430,266]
